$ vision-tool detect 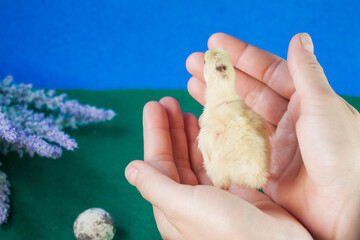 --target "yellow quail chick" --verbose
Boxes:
[198,48,271,189]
